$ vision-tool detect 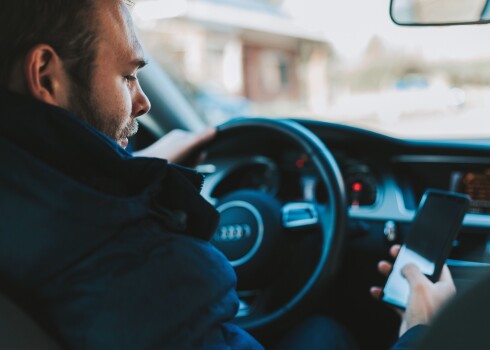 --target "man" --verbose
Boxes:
[1,1,256,348]
[0,0,455,348]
